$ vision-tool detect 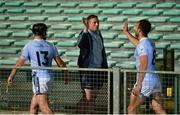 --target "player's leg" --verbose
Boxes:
[29,94,38,114]
[83,71,103,113]
[84,88,96,113]
[76,71,98,114]
[151,92,166,114]
[30,76,39,114]
[37,94,53,114]
[76,71,89,113]
[128,93,143,114]
[128,79,147,114]
[150,74,166,114]
[33,76,53,114]
[76,89,96,114]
